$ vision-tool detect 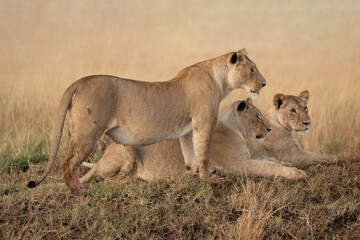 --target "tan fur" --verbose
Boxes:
[80,100,307,184]
[248,91,336,167]
[28,49,266,192]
